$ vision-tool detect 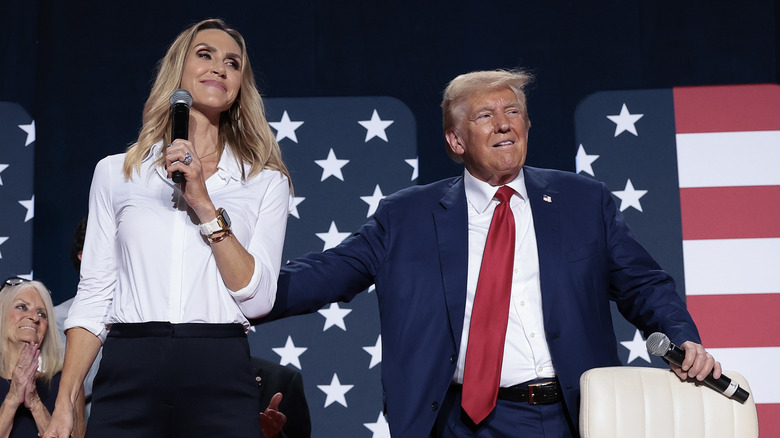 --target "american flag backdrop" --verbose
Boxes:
[248,96,417,437]
[5,87,775,436]
[0,102,36,281]
[574,84,780,437]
